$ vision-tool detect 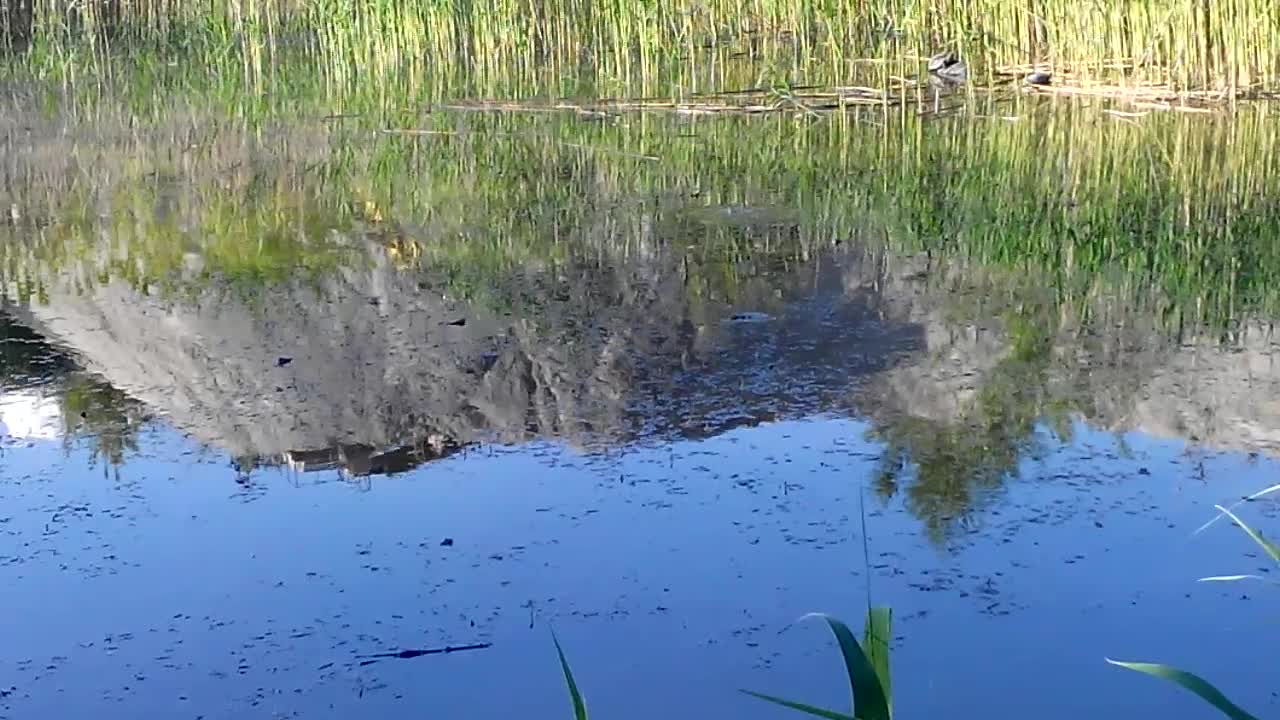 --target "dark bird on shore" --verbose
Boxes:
[927,51,967,83]
[1024,70,1052,86]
